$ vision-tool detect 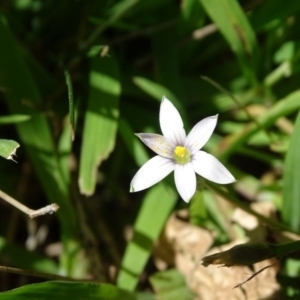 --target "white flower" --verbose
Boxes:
[130,96,236,202]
